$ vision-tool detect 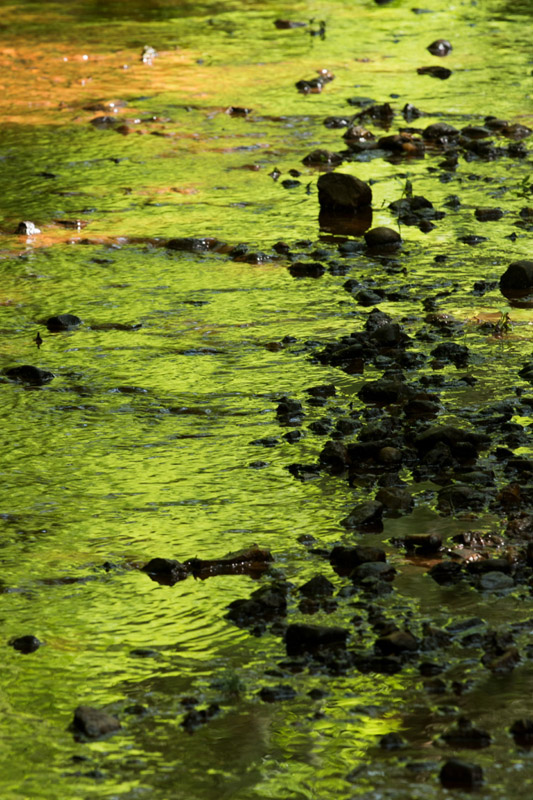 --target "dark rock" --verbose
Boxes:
[403,533,442,552]
[319,440,348,472]
[46,314,82,332]
[364,226,401,249]
[288,261,326,278]
[440,759,483,789]
[306,383,336,399]
[475,207,503,222]
[441,717,491,748]
[423,122,459,141]
[375,486,413,516]
[285,623,348,655]
[413,425,488,456]
[417,65,452,79]
[510,719,533,745]
[5,365,54,385]
[166,237,225,253]
[299,574,335,597]
[428,561,464,584]
[276,397,304,424]
[258,685,296,702]
[317,172,372,212]
[302,149,343,167]
[375,629,418,655]
[72,706,121,739]
[478,572,514,591]
[15,221,41,234]
[250,436,279,447]
[9,635,42,653]
[330,545,386,574]
[427,38,452,56]
[351,562,396,582]
[377,133,425,155]
[341,500,384,530]
[181,703,220,733]
[458,235,487,245]
[500,260,533,293]
[402,103,423,120]
[354,288,383,306]
[430,341,469,365]
[142,557,188,585]
[437,484,486,513]
[226,581,288,632]
[380,732,406,749]
[274,19,307,29]
[358,376,415,405]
